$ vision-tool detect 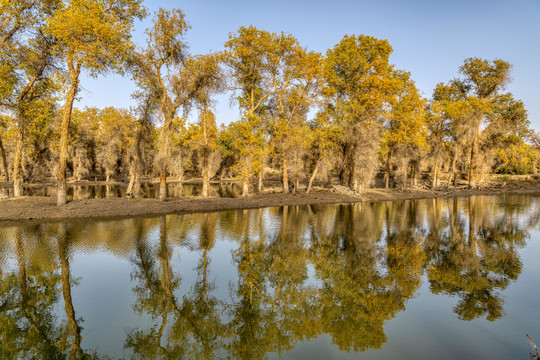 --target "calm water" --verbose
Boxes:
[1,195,540,359]
[0,182,243,200]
